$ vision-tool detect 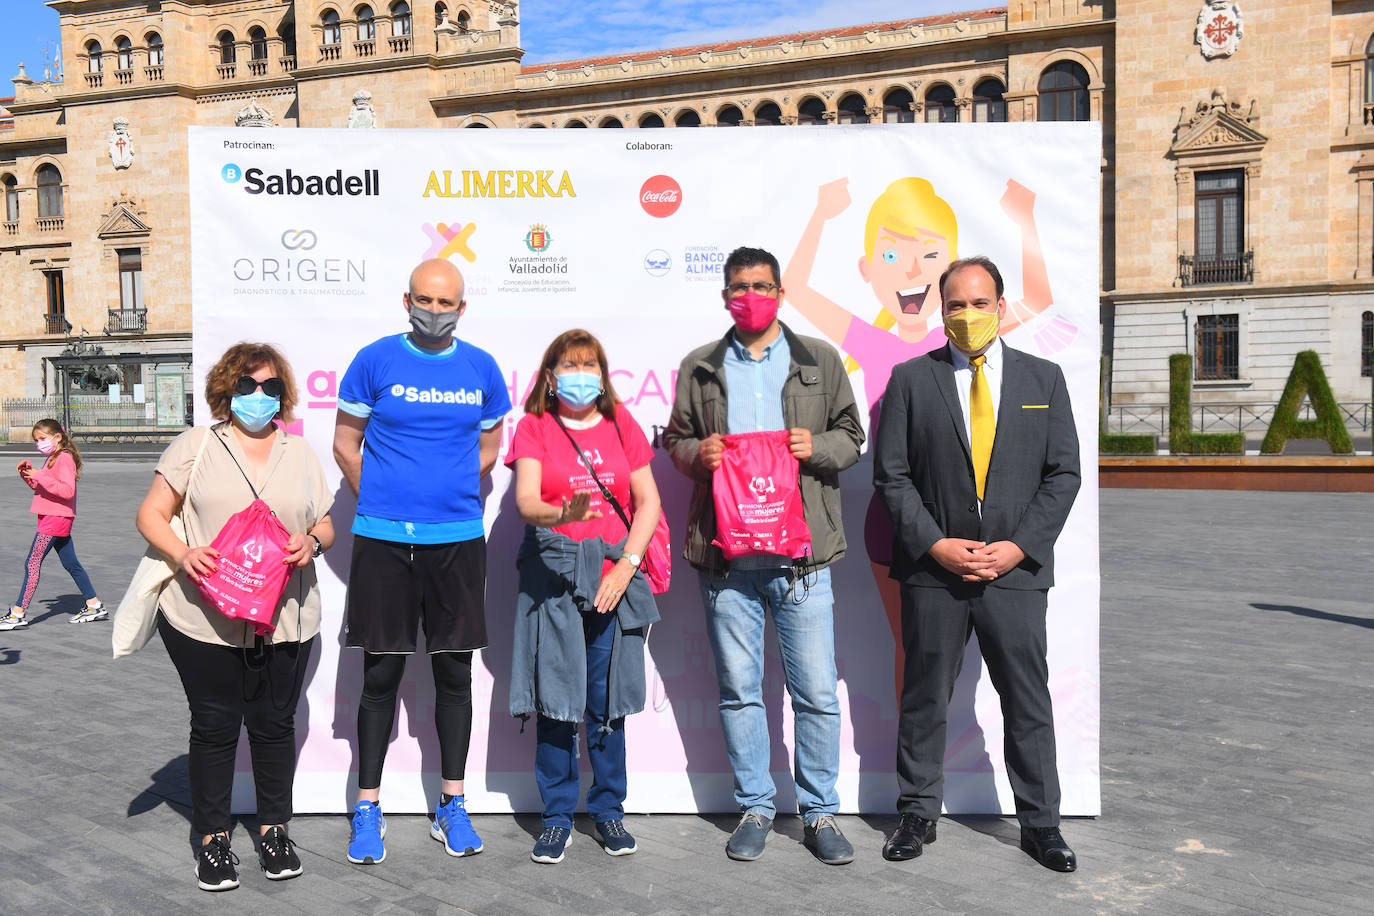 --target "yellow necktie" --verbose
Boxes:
[970,355,994,500]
